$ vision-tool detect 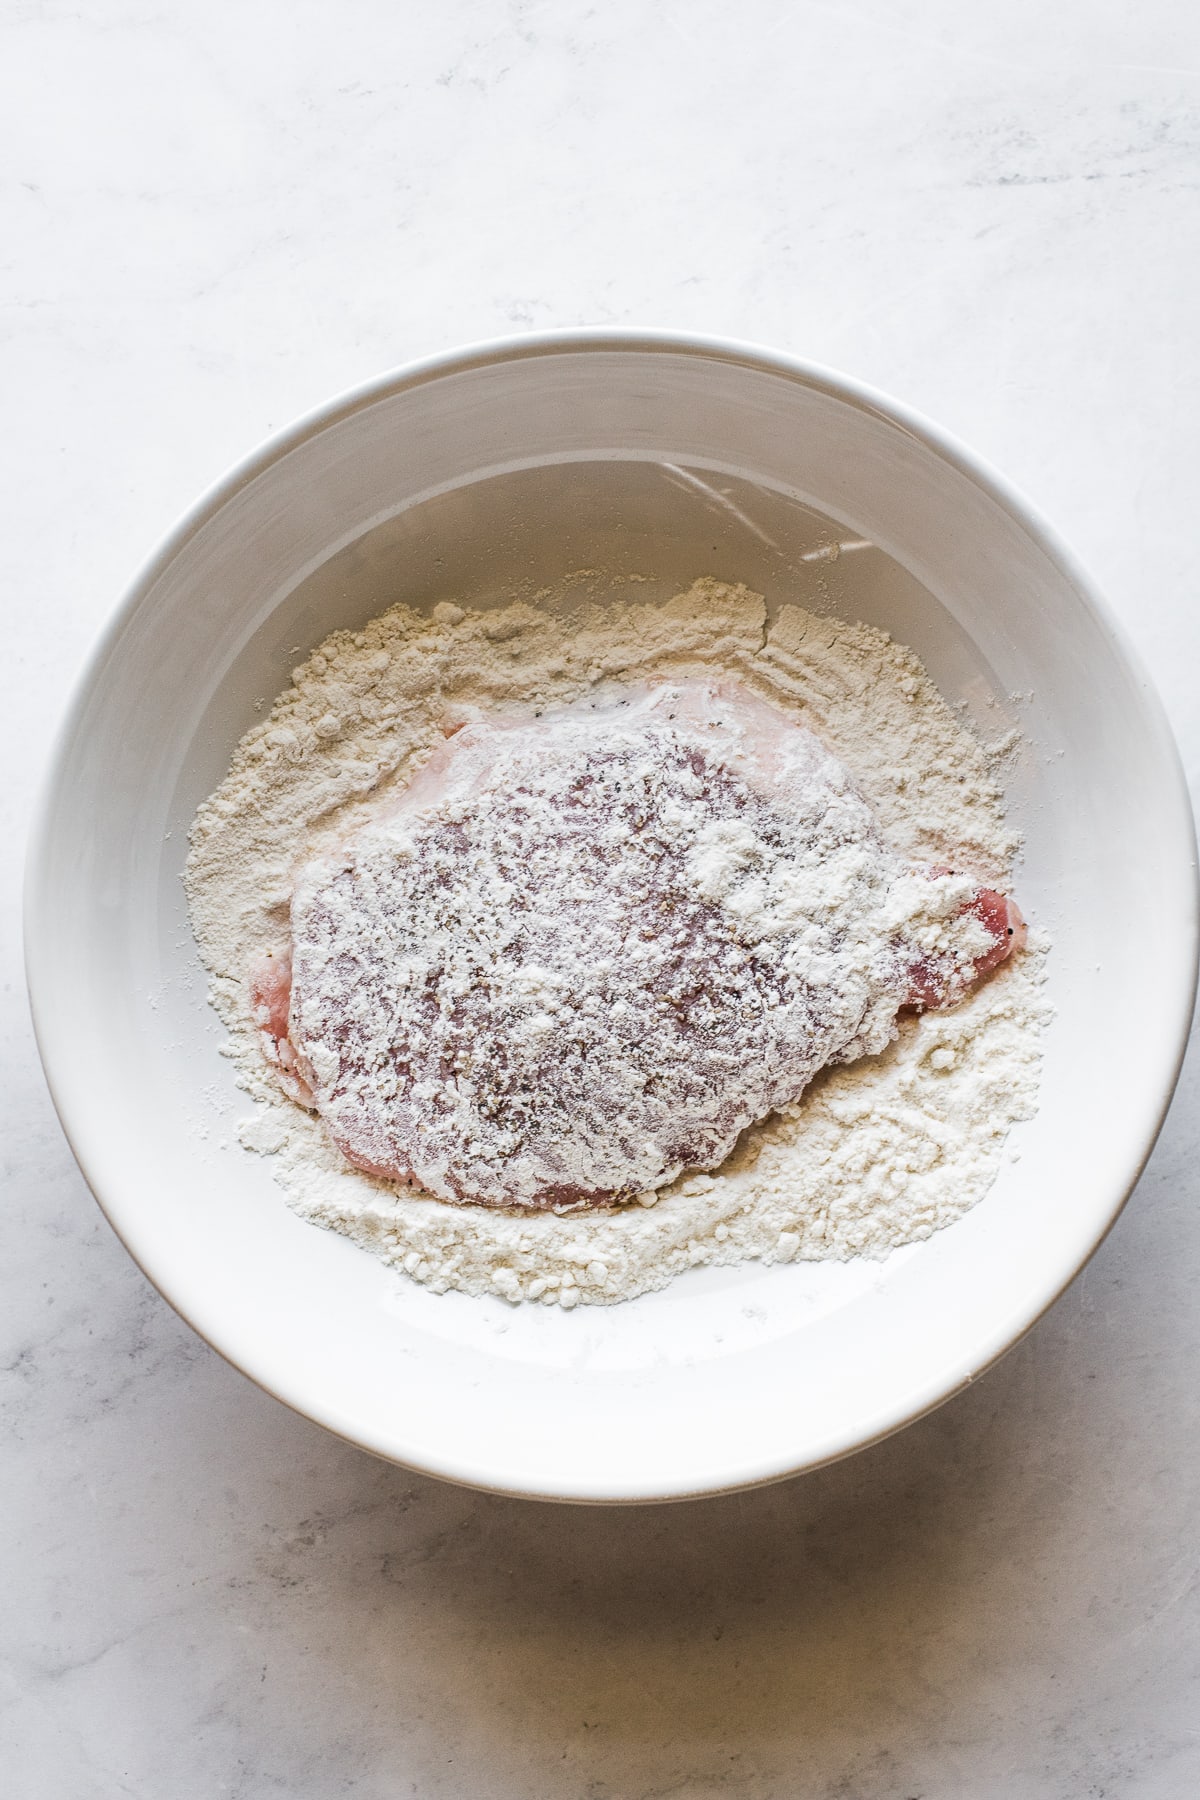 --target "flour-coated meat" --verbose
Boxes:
[251,681,1024,1209]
